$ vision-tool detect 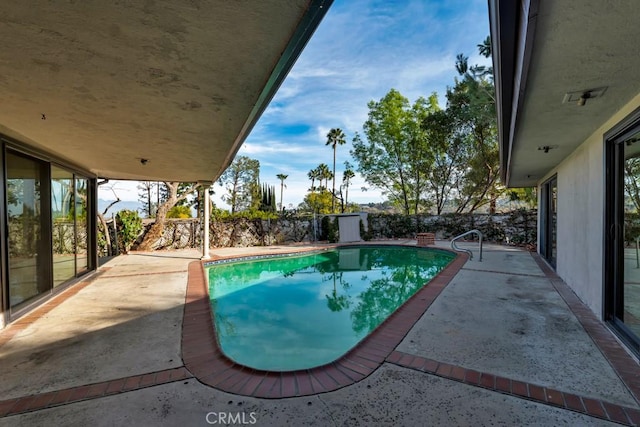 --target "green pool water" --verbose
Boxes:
[206,246,454,371]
